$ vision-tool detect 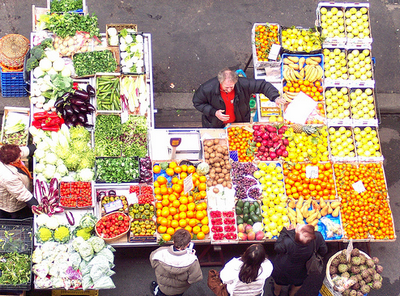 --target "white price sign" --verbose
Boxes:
[352,180,366,193]
[306,166,319,179]
[104,199,123,213]
[184,173,194,194]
